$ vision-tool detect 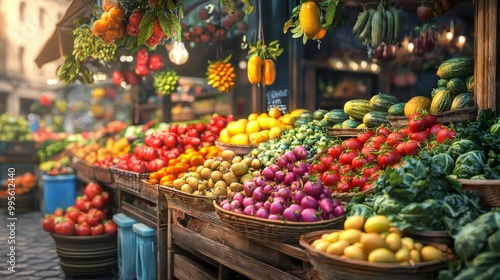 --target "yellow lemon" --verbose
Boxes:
[257,112,269,120]
[260,130,269,141]
[248,113,259,121]
[249,132,265,145]
[245,120,261,135]
[258,117,281,130]
[290,109,308,117]
[230,134,249,145]
[219,128,231,143]
[226,121,246,137]
[281,114,298,125]
[268,107,283,119]
[269,126,282,139]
